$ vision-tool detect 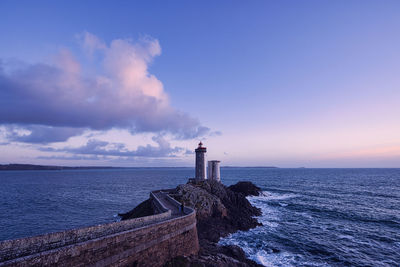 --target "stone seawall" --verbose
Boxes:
[0,191,199,267]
